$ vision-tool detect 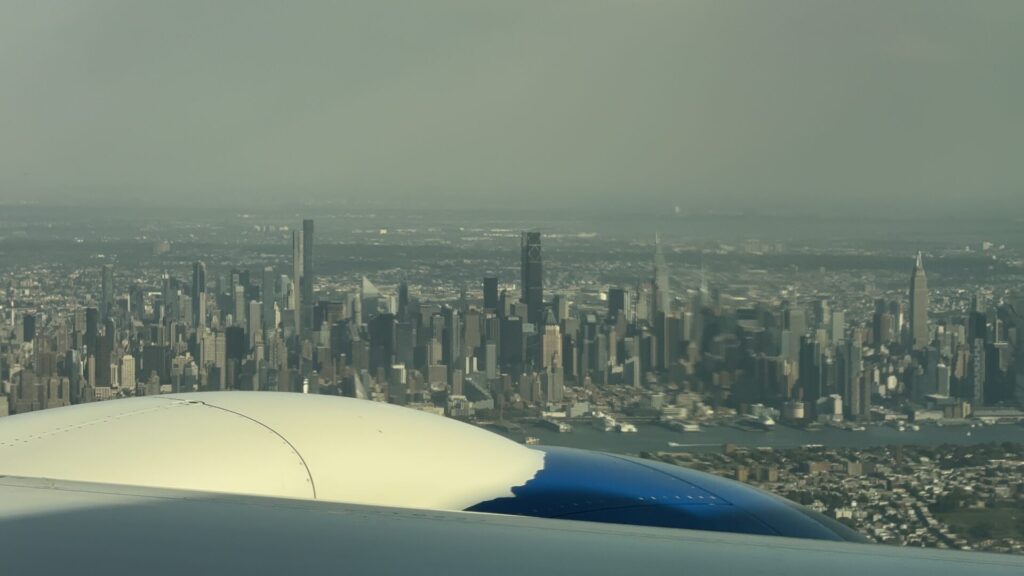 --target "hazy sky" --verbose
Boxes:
[1,1,1021,215]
